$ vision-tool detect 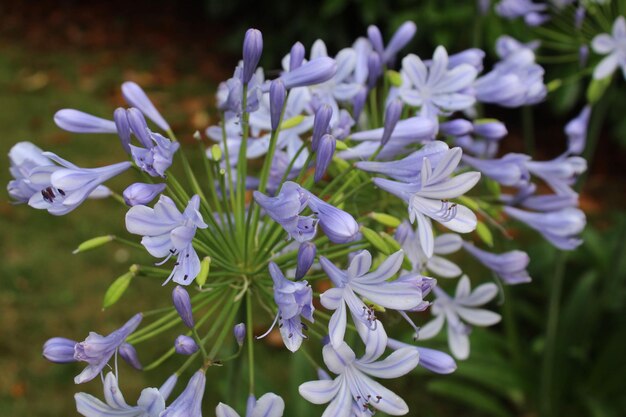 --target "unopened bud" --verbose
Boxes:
[119,342,142,370]
[172,286,194,328]
[174,335,199,355]
[233,323,246,347]
[296,242,316,280]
